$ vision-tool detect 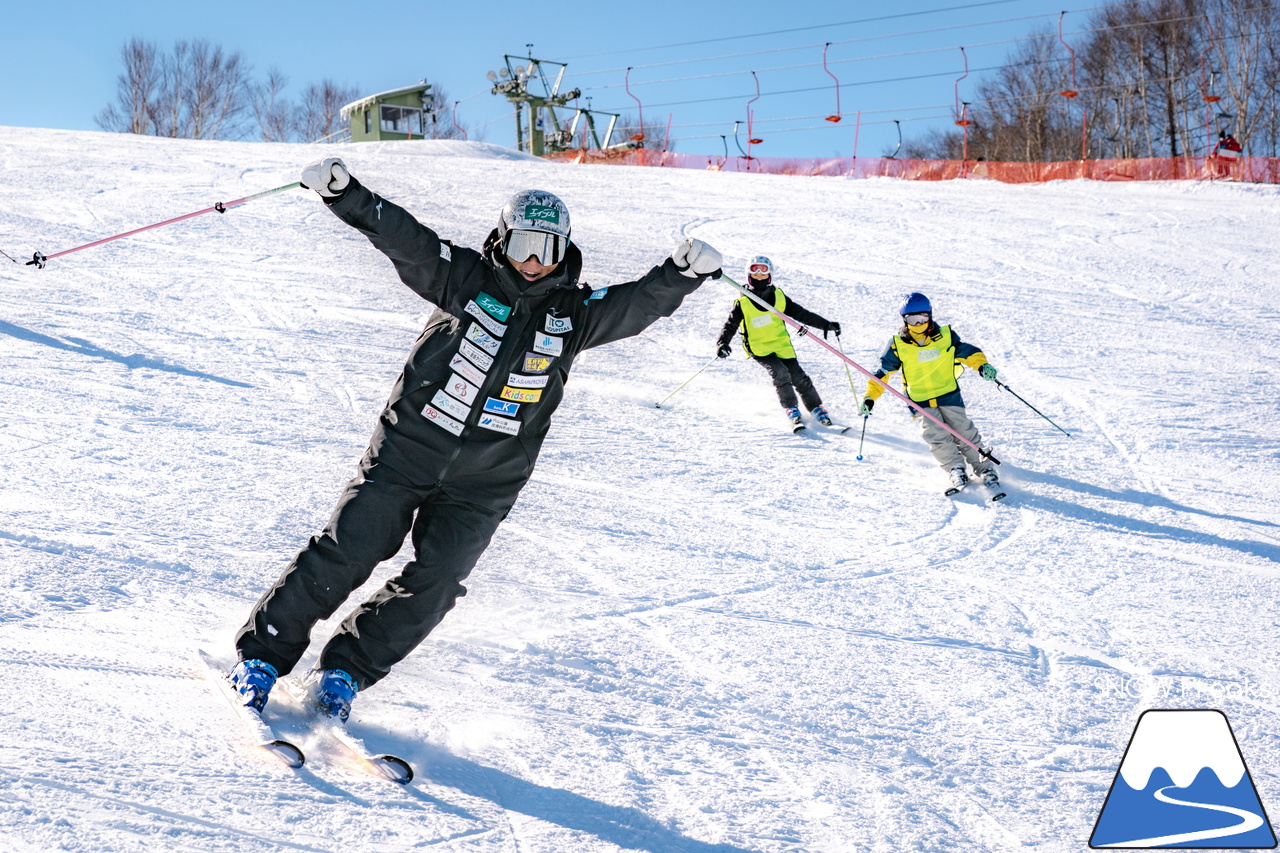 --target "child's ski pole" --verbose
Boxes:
[720,274,999,465]
[26,181,303,269]
[856,414,869,461]
[655,355,719,408]
[993,378,1072,437]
